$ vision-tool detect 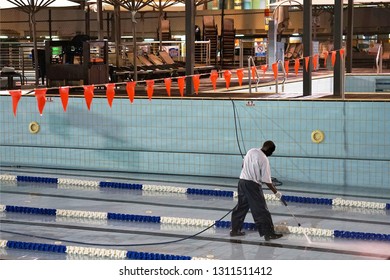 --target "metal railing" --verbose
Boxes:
[376,43,383,74]
[247,56,260,94]
[275,59,287,94]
